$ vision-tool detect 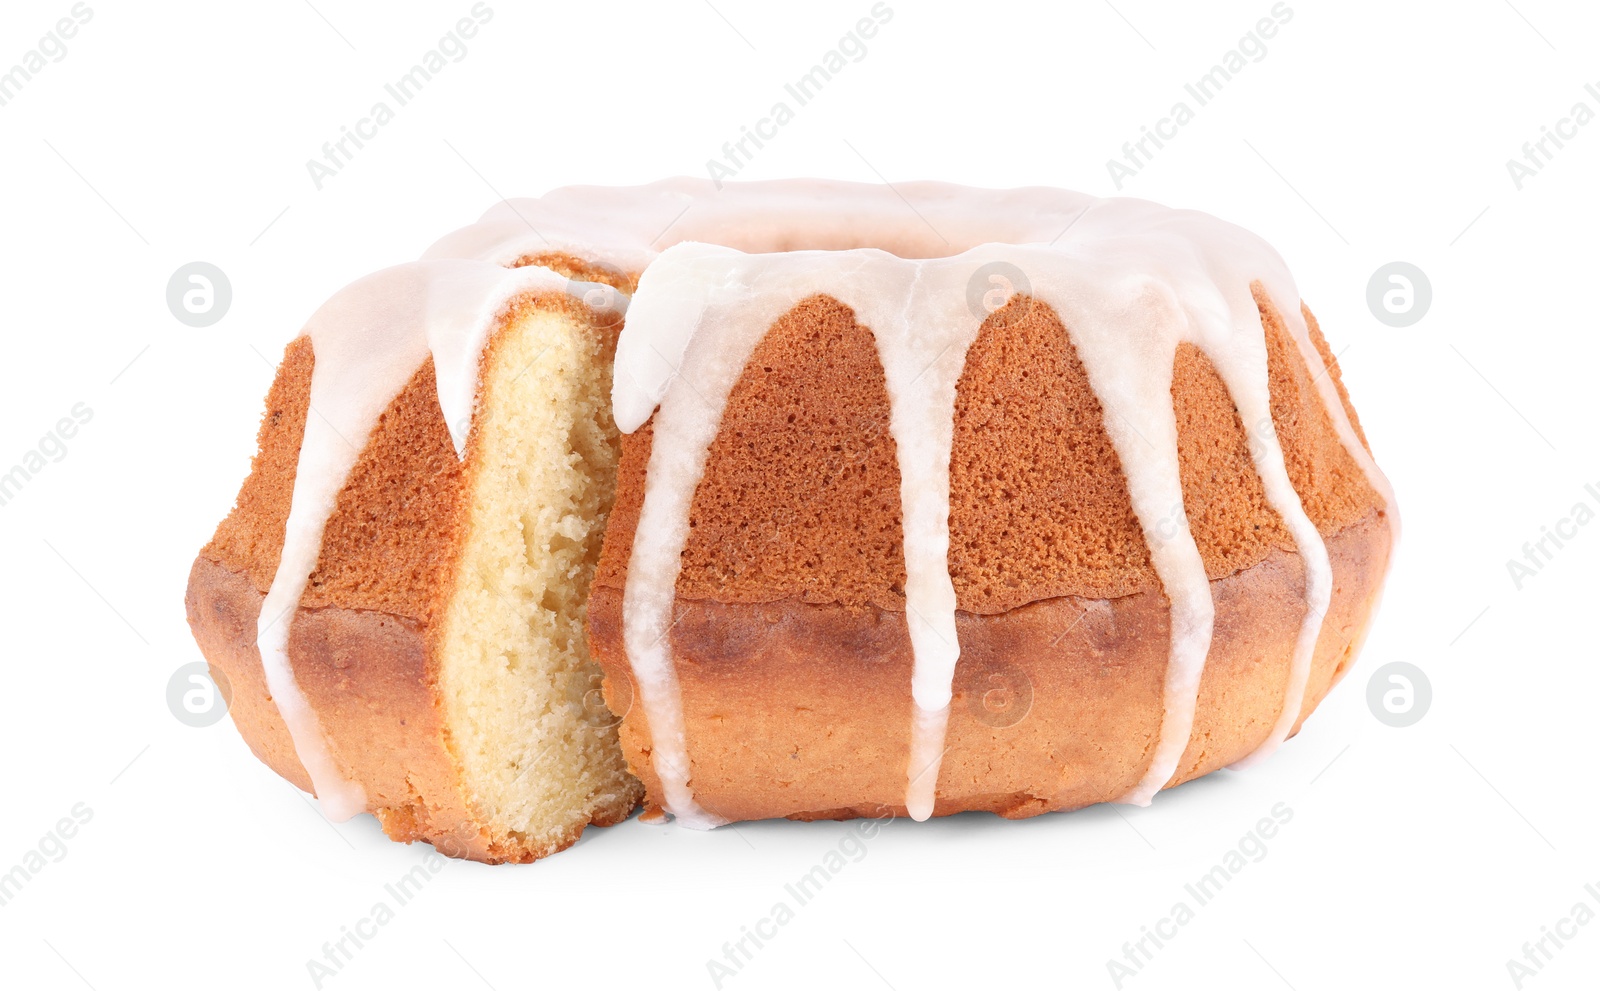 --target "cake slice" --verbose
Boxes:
[186,272,641,863]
